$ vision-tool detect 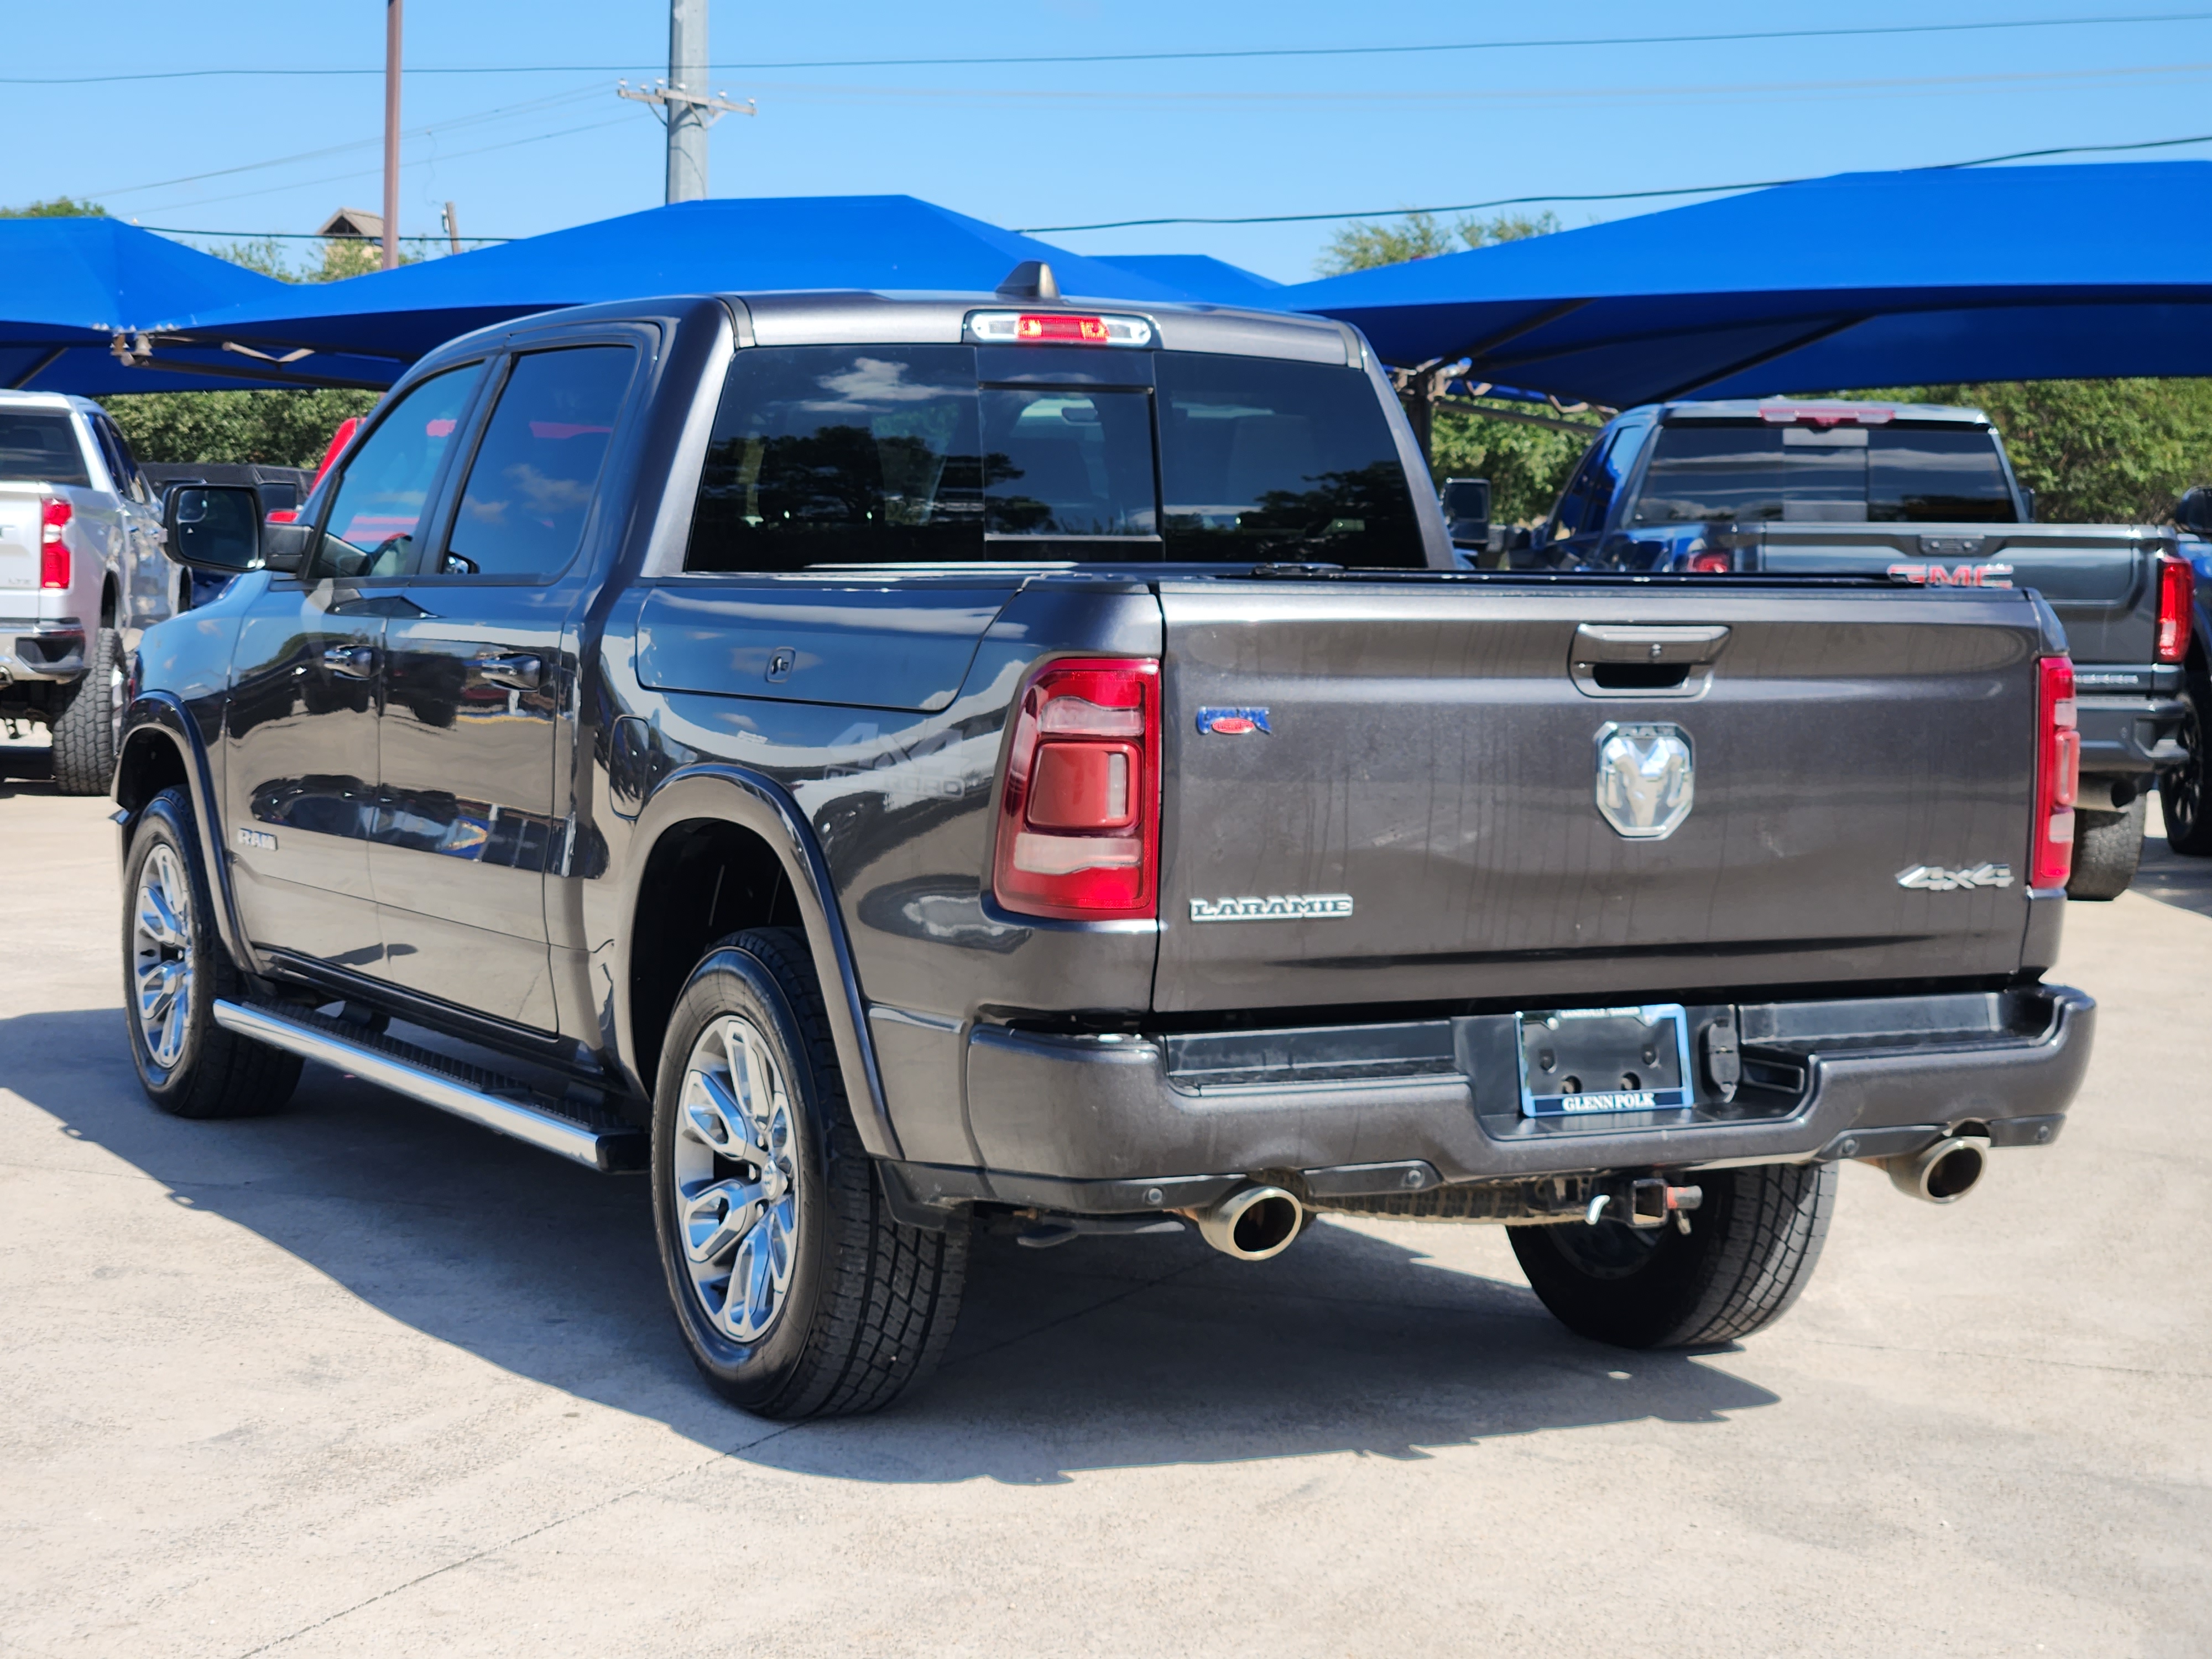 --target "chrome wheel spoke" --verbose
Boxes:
[671,1009,802,1345]
[680,1175,770,1264]
[131,847,196,1070]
